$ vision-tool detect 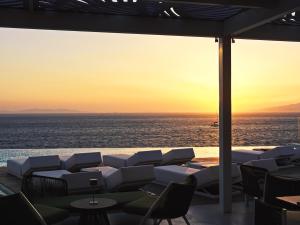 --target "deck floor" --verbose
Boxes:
[0,166,254,225]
